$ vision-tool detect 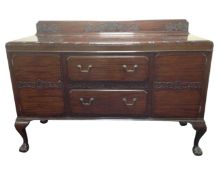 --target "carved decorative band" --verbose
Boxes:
[154,81,202,89]
[68,81,148,89]
[17,80,63,89]
[165,21,188,32]
[84,22,139,32]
